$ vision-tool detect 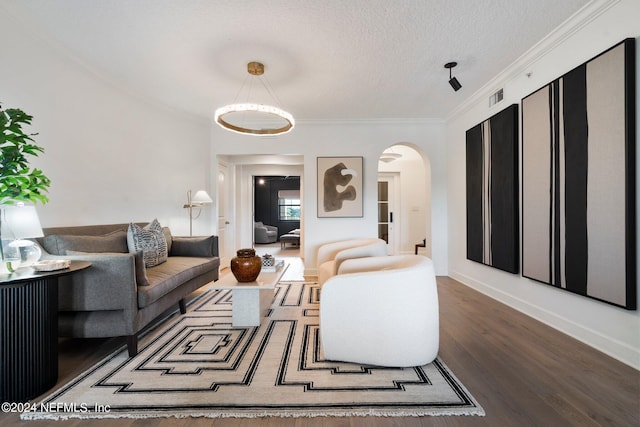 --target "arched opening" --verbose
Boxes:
[377,143,431,257]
